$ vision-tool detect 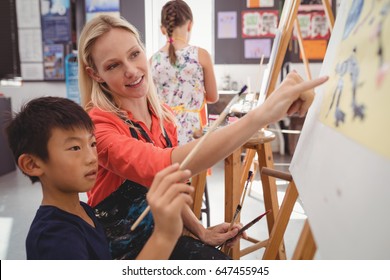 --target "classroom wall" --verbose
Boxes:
[147,0,323,93]
[1,82,65,112]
